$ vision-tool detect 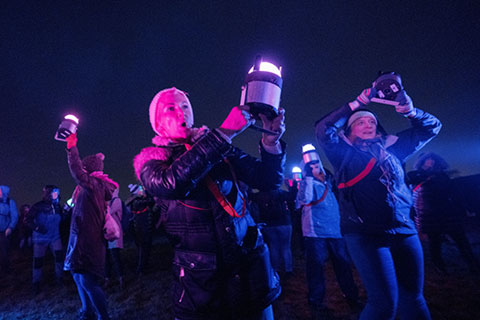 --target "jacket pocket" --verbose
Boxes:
[172,250,218,314]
